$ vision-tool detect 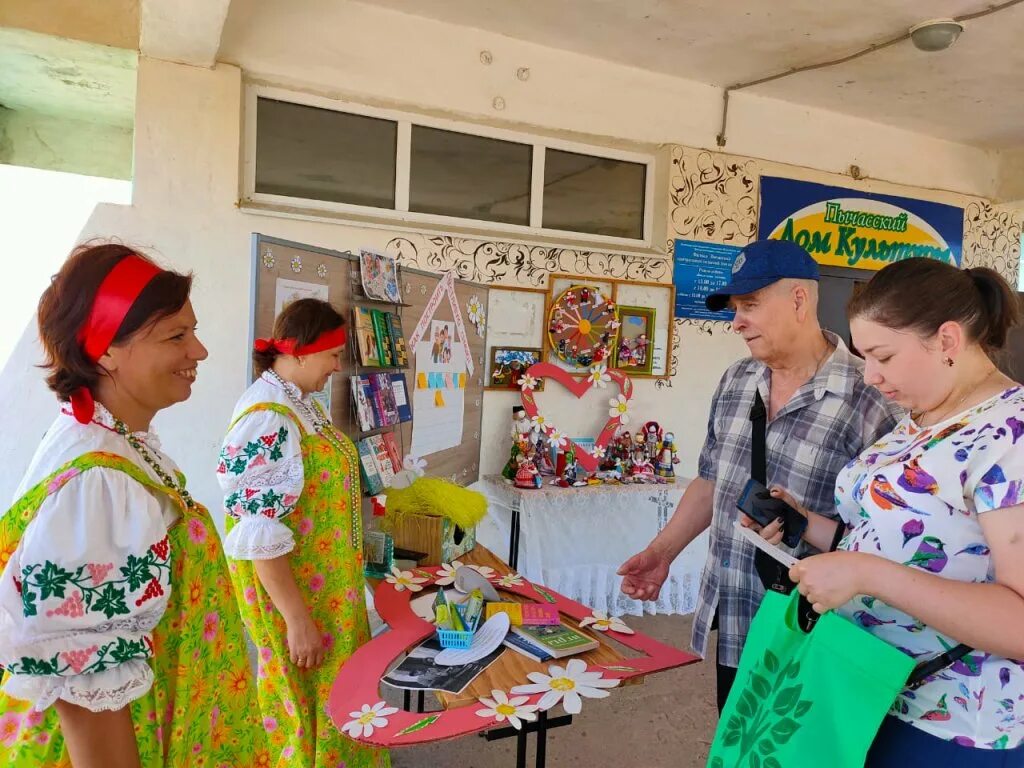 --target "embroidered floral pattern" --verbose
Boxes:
[224,401,389,768]
[18,535,171,625]
[218,427,289,476]
[0,451,266,766]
